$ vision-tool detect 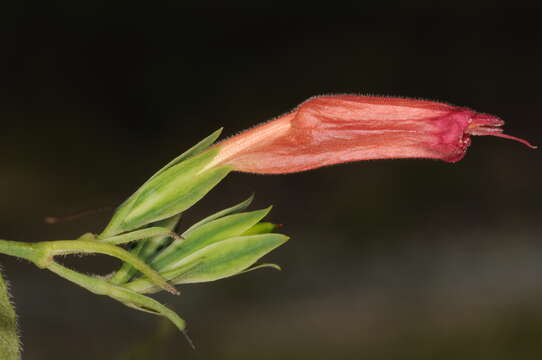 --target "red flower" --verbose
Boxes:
[205,95,535,174]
